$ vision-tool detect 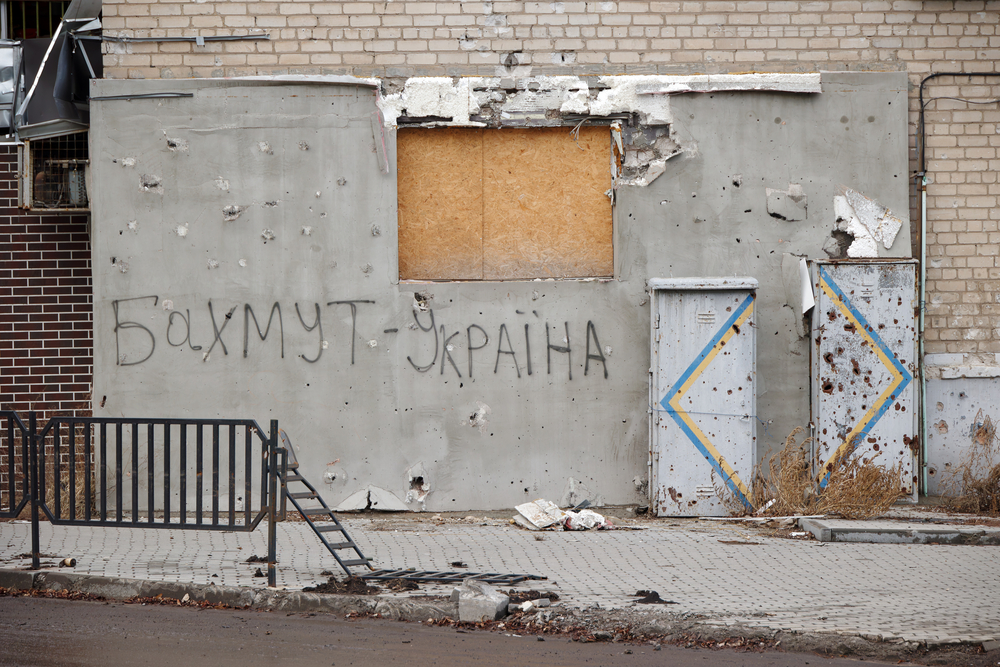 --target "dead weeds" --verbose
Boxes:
[941,410,1000,516]
[724,427,904,519]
